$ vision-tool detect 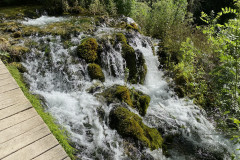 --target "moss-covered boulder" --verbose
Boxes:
[115,33,147,84]
[87,63,105,82]
[116,33,127,44]
[109,107,163,150]
[130,89,151,116]
[126,23,140,32]
[101,85,150,116]
[12,31,21,38]
[115,85,133,106]
[77,38,98,63]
